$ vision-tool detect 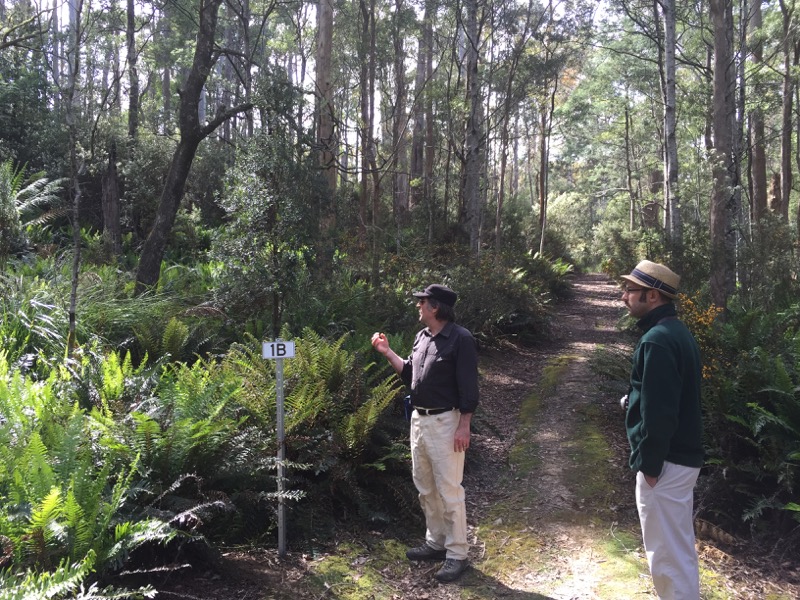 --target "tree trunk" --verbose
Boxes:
[423,8,435,213]
[135,0,251,293]
[391,0,409,235]
[662,0,682,260]
[127,0,139,139]
[461,0,483,255]
[651,0,668,230]
[316,0,336,193]
[538,83,556,255]
[750,0,768,220]
[358,0,370,247]
[770,171,782,212]
[625,104,637,231]
[494,11,531,253]
[65,0,83,356]
[102,141,122,258]
[410,3,430,210]
[710,0,737,312]
[780,0,794,220]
